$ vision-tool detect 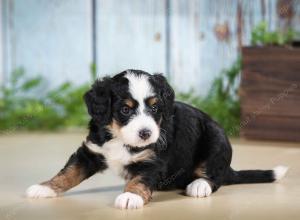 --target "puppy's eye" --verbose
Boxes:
[151,105,158,113]
[121,106,131,116]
